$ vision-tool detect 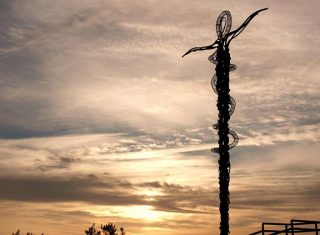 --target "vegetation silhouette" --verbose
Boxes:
[11,222,125,235]
[85,222,126,235]
[11,230,44,235]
